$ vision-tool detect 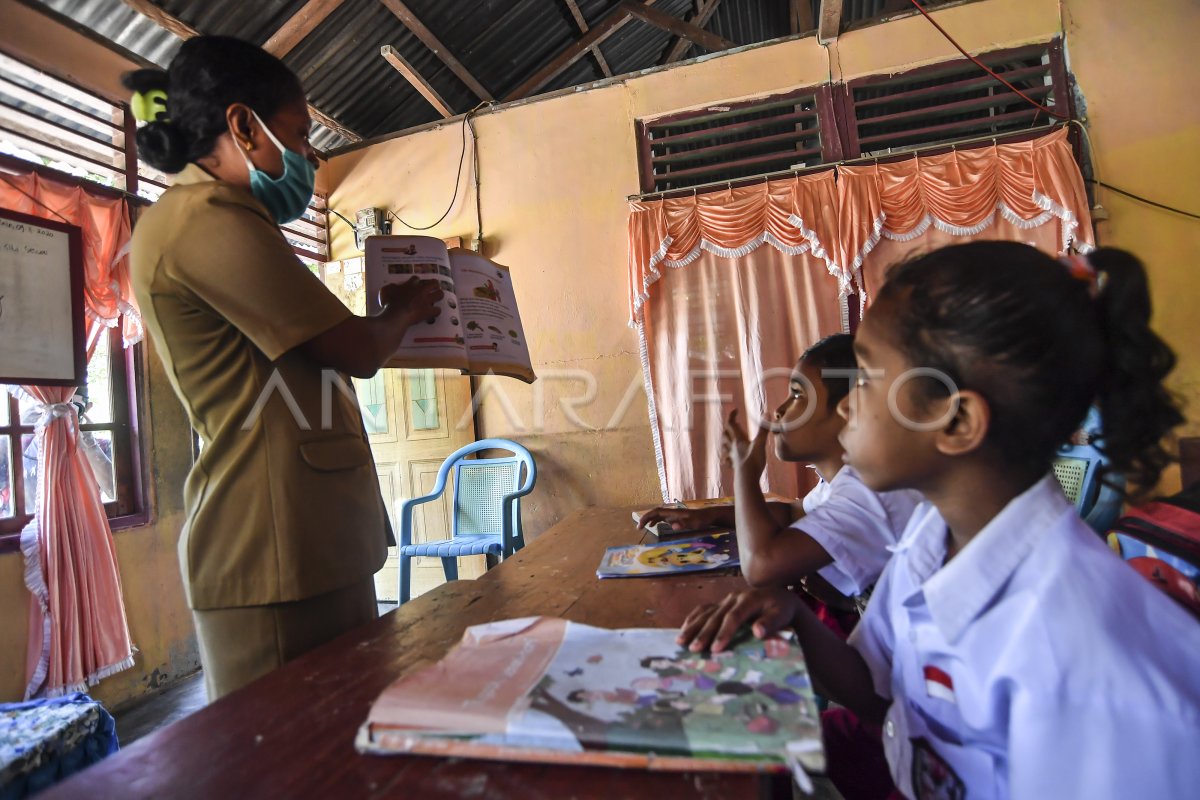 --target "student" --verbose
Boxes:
[125,37,443,700]
[641,335,921,613]
[678,242,1200,799]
